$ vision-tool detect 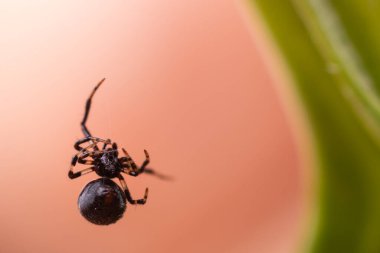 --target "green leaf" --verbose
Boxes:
[247,0,380,252]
